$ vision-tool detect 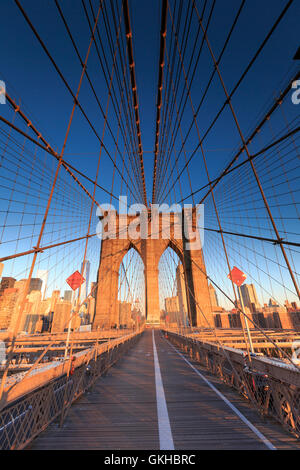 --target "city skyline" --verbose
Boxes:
[0,0,299,451]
